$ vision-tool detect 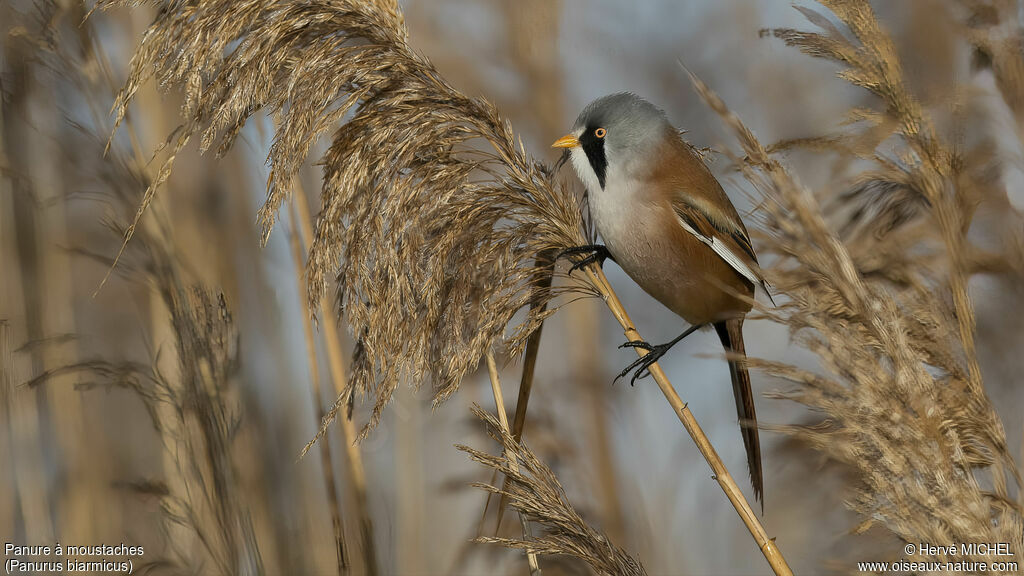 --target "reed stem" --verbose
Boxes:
[292,183,379,576]
[485,352,542,575]
[579,265,793,576]
[287,201,348,574]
